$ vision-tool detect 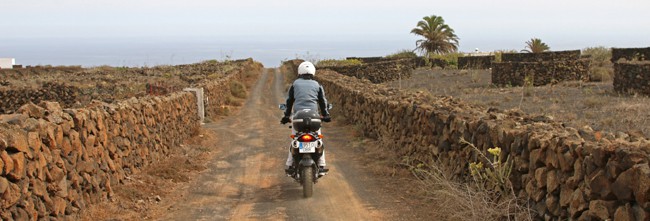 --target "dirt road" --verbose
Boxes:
[156,70,420,220]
